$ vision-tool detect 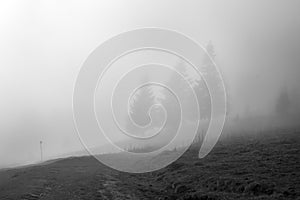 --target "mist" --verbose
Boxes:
[0,0,300,168]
